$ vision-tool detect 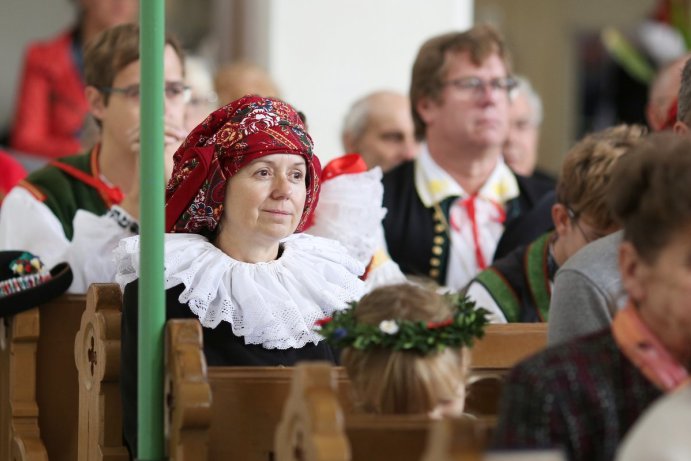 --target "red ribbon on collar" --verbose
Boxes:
[320,153,368,182]
[302,153,369,232]
[49,144,124,207]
